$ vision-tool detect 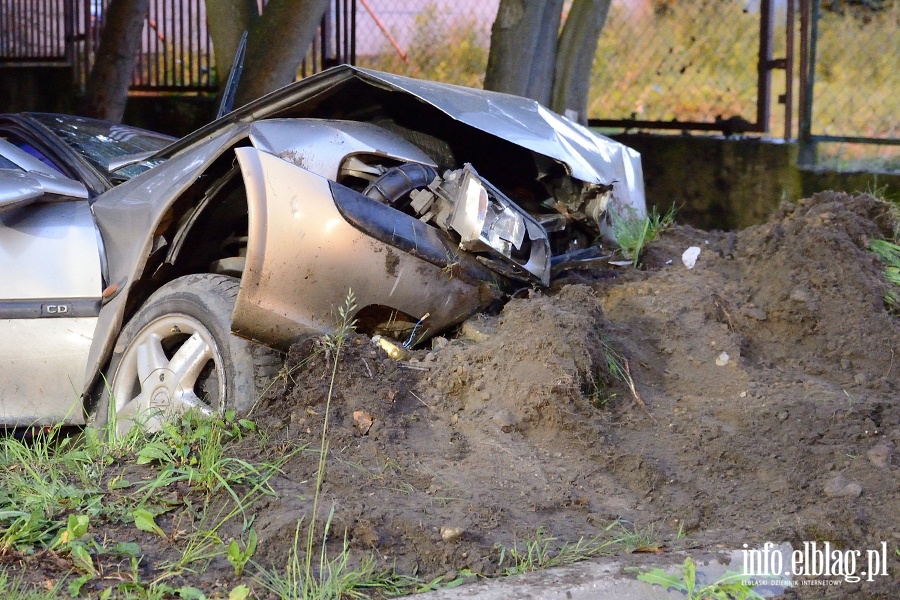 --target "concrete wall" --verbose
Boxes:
[610,133,899,230]
[611,134,802,231]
